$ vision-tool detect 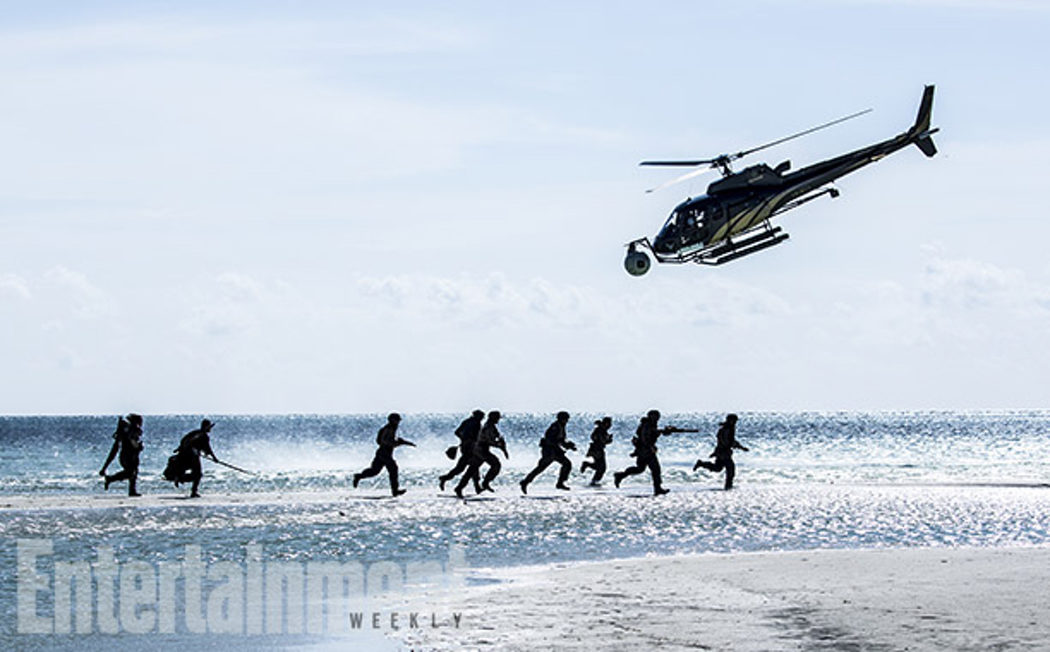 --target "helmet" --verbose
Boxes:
[472,409,485,419]
[556,411,570,422]
[646,409,661,421]
[200,419,214,430]
[388,412,401,423]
